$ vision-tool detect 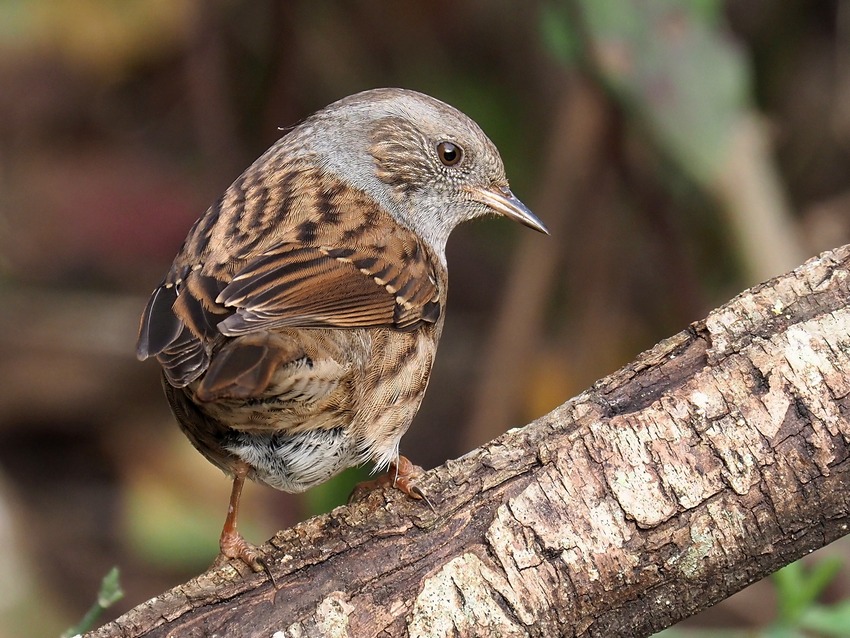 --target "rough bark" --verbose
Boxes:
[88,244,850,638]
